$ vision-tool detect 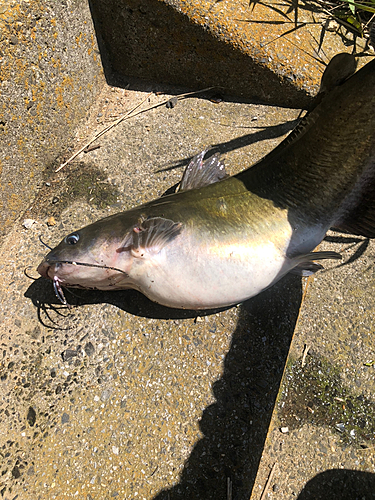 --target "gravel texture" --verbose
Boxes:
[1,10,374,496]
